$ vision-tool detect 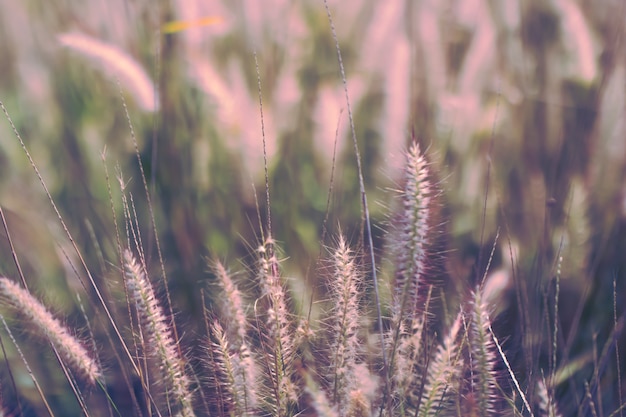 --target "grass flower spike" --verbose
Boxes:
[0,276,101,385]
[212,260,258,413]
[123,249,195,417]
[387,142,435,415]
[328,235,364,406]
[466,288,498,416]
[255,238,297,415]
[1,1,623,413]
[57,32,158,112]
[419,311,464,416]
[391,141,433,322]
[537,377,562,417]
